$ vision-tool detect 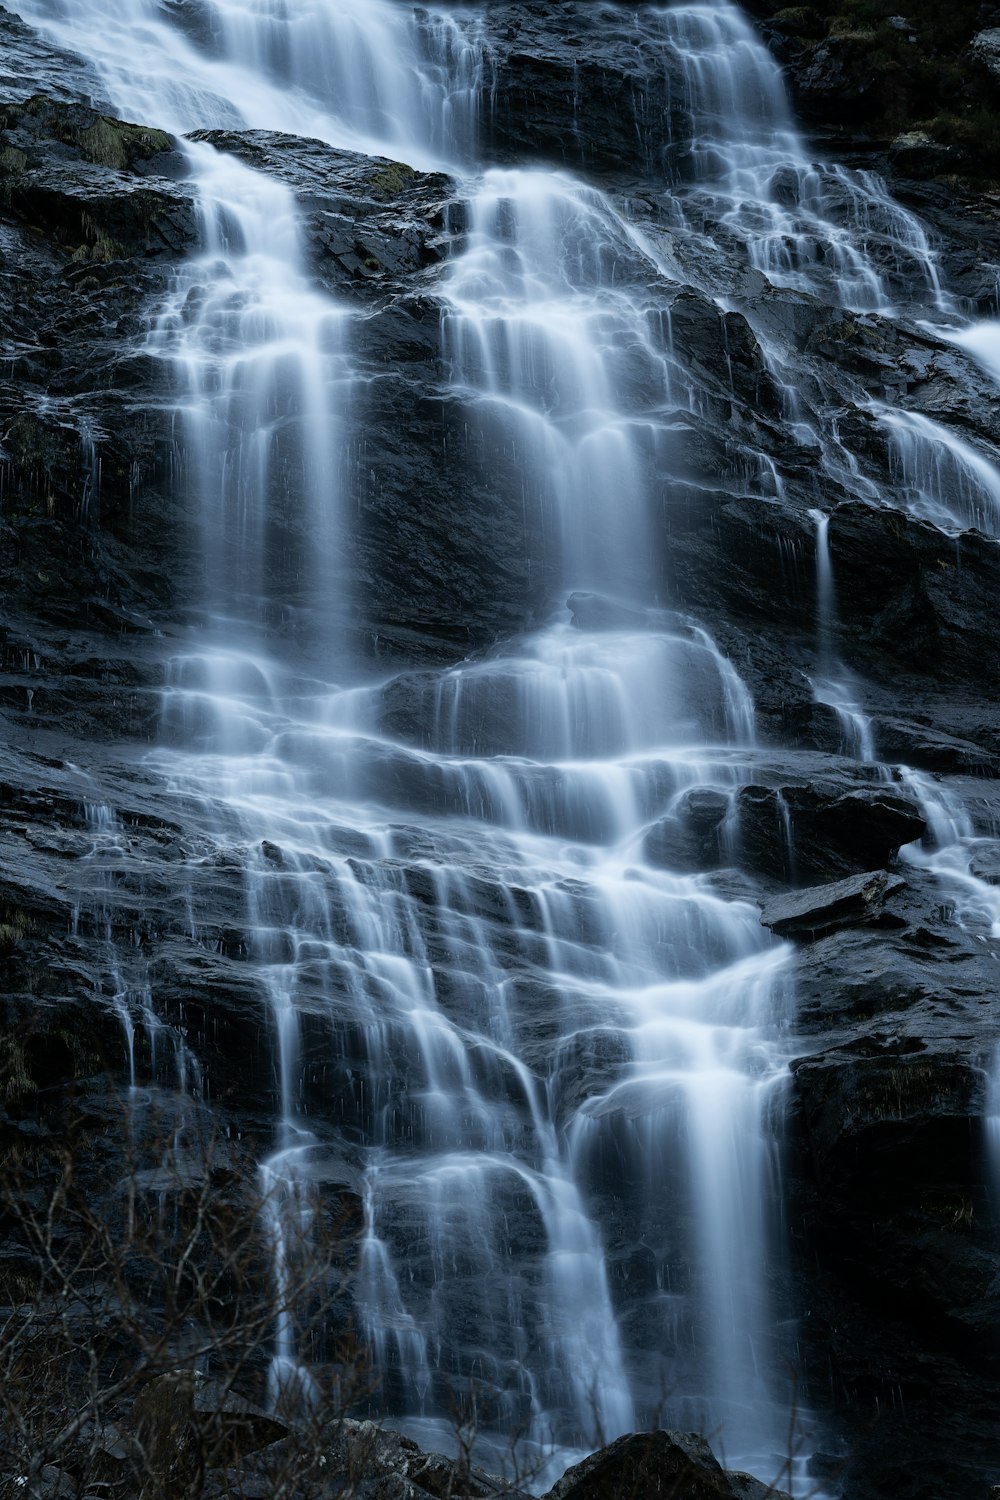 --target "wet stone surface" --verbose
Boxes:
[2,3,1000,1499]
